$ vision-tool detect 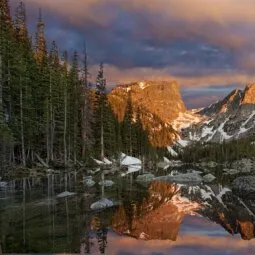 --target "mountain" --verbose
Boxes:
[109,81,255,148]
[108,80,187,147]
[182,84,255,143]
